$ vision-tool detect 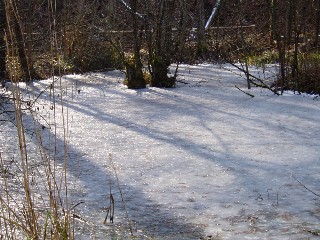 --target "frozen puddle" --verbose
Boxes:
[1,64,319,239]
